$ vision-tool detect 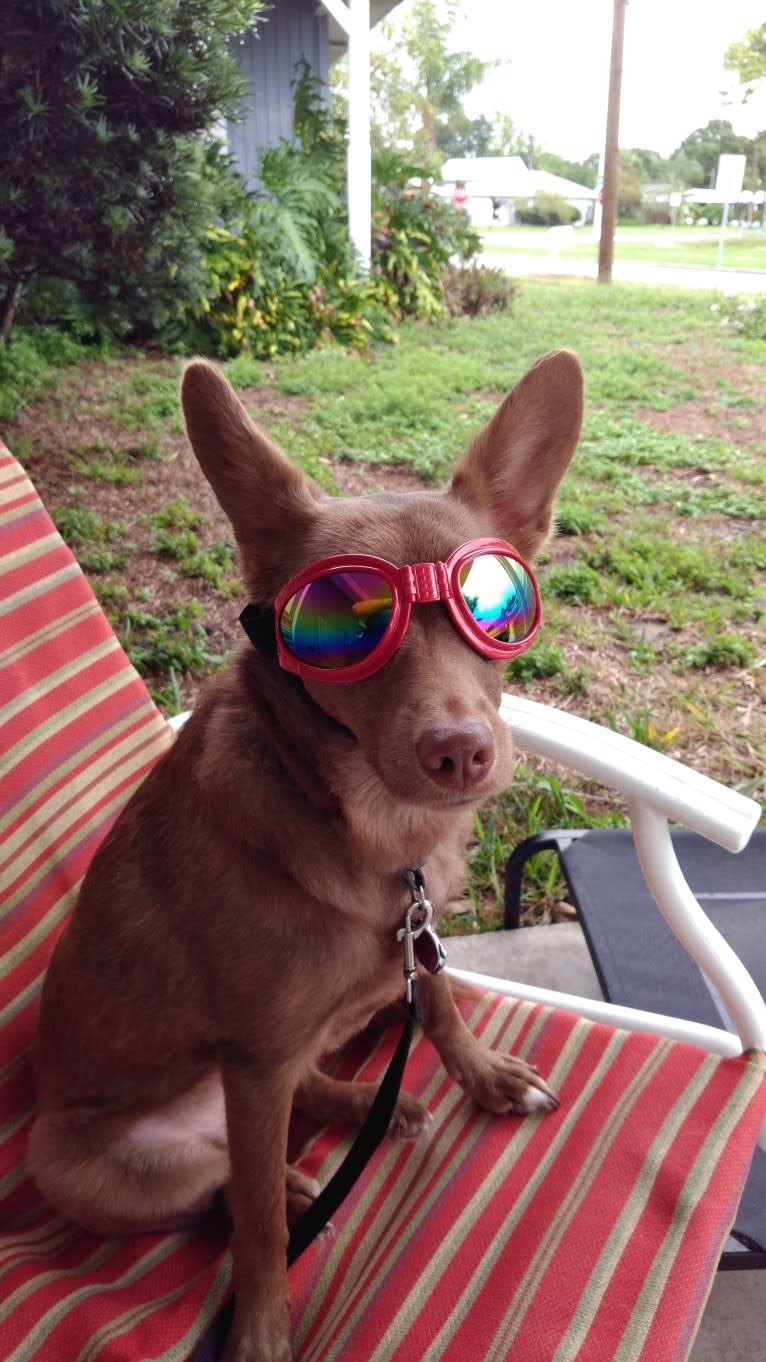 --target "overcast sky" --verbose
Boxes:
[446,1,766,160]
